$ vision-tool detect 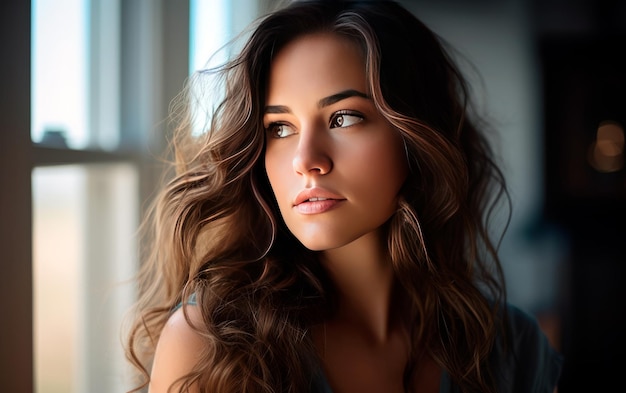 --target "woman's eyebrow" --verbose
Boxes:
[264,105,291,114]
[264,89,370,114]
[318,89,370,108]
